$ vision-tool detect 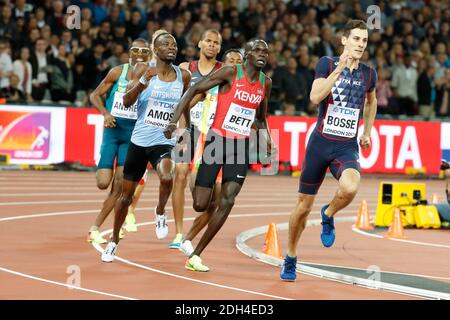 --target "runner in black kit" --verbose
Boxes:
[280,20,378,281]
